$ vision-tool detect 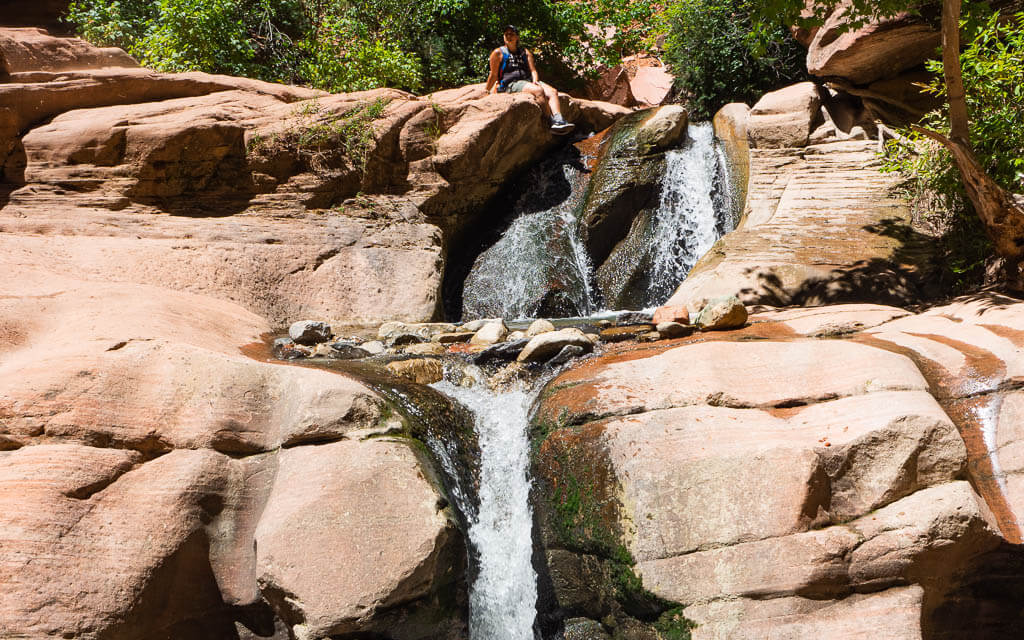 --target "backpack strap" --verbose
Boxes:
[498,46,510,90]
